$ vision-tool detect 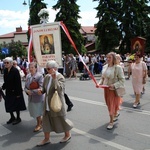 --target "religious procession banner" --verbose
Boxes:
[31,22,62,67]
[28,21,98,87]
[131,36,146,56]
